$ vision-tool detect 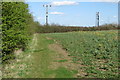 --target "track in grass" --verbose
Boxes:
[3,30,118,78]
[3,34,78,78]
[44,30,118,78]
